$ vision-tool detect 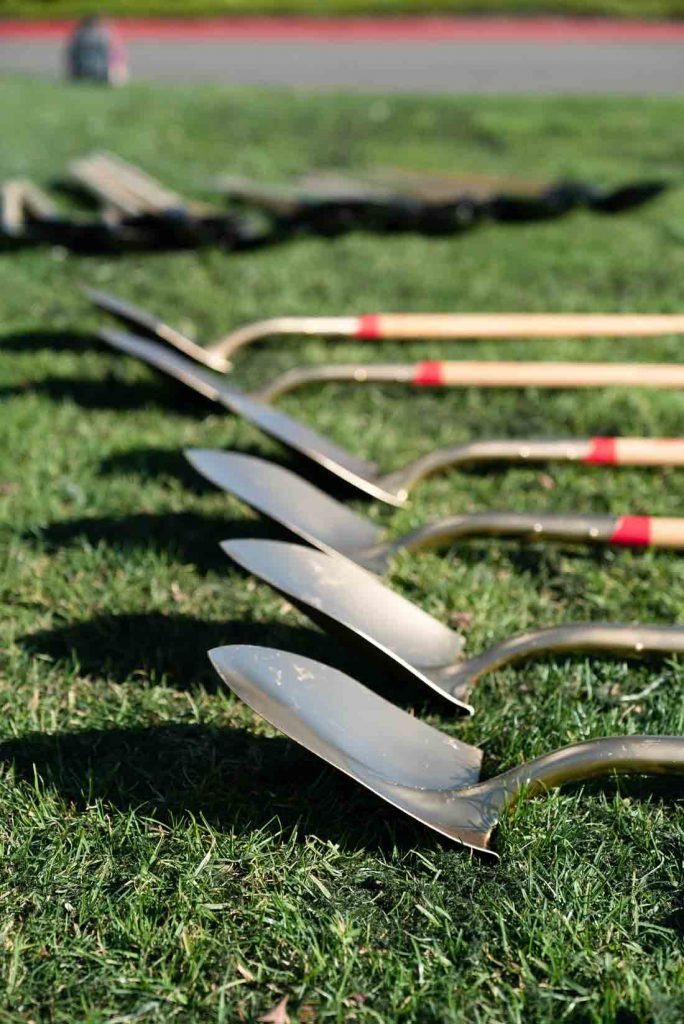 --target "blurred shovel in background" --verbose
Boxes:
[94,325,684,506]
[211,165,666,237]
[209,645,684,858]
[70,152,252,248]
[219,537,684,711]
[186,448,684,572]
[85,284,684,370]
